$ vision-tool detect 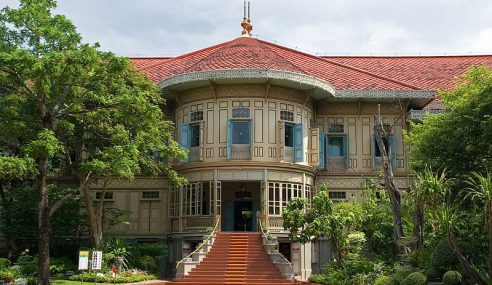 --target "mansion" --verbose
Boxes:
[89,11,492,280]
